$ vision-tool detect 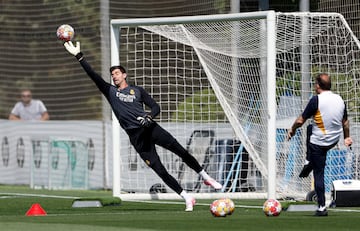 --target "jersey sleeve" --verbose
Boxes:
[139,87,160,118]
[302,96,318,120]
[10,103,20,116]
[76,53,111,96]
[38,100,47,113]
